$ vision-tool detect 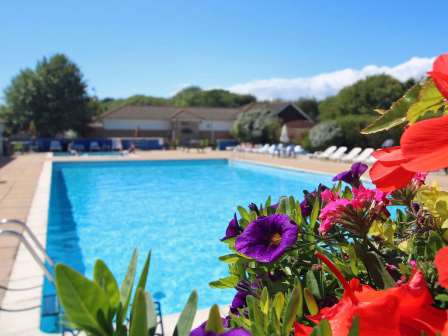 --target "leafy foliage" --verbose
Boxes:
[319,75,409,120]
[231,109,281,143]
[306,121,343,151]
[55,250,199,336]
[3,54,94,137]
